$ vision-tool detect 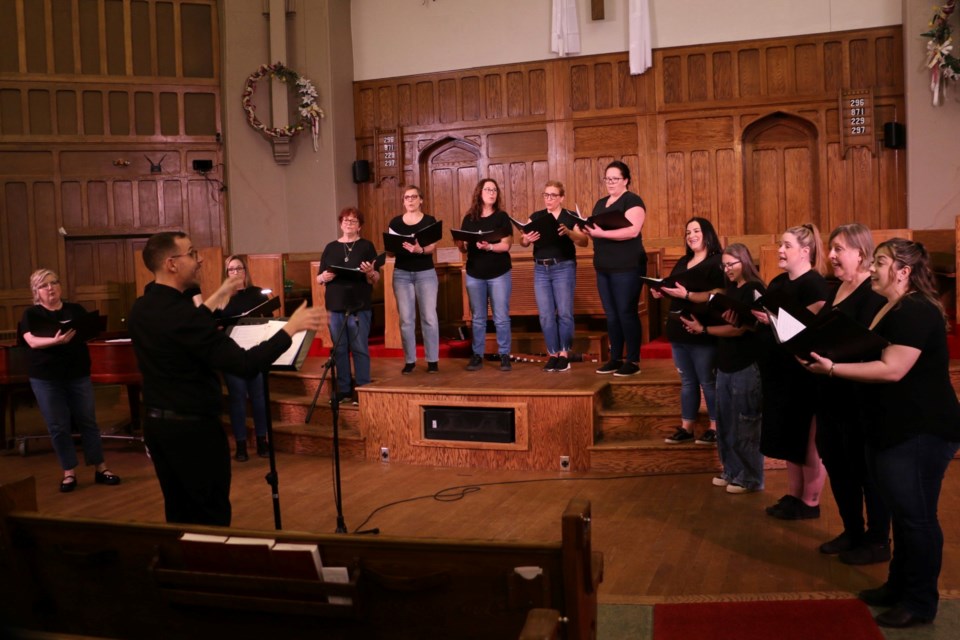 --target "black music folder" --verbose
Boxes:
[558,208,589,230]
[585,210,633,231]
[641,261,720,293]
[227,318,315,371]
[329,253,387,280]
[509,214,560,243]
[450,226,512,243]
[383,220,443,253]
[771,307,889,363]
[704,293,761,328]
